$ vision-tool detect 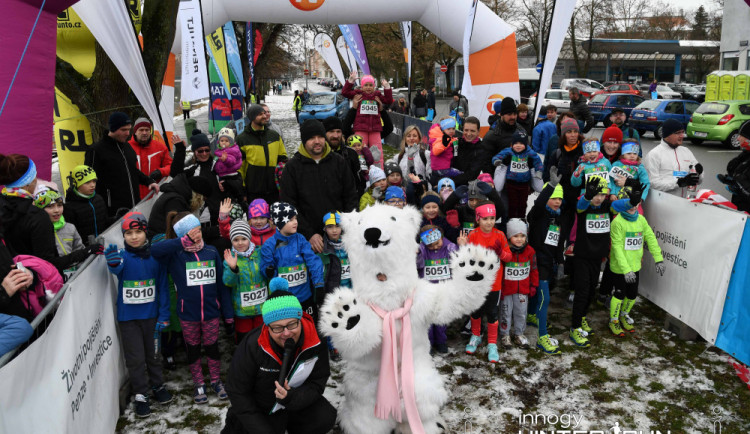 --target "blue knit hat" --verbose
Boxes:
[173,214,200,238]
[437,178,455,192]
[262,290,303,325]
[269,277,290,293]
[439,118,457,130]
[385,186,406,202]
